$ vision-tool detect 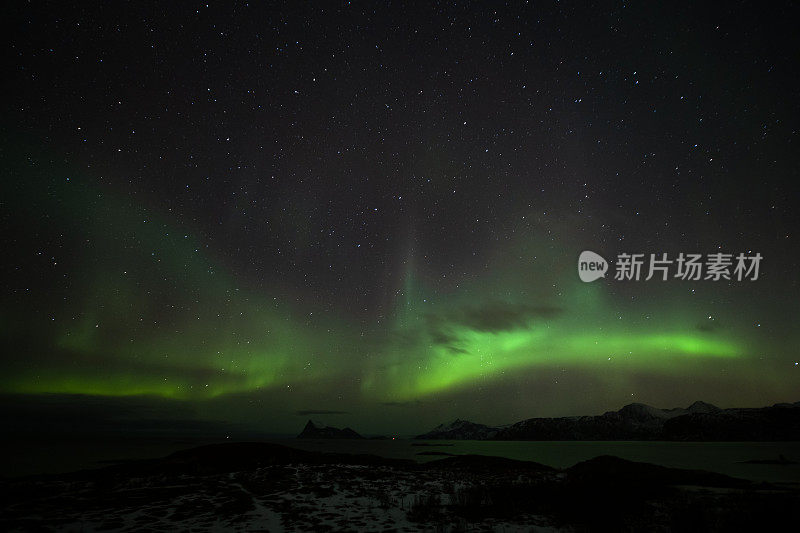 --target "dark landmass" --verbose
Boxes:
[415,418,500,440]
[741,455,798,465]
[297,419,364,439]
[416,400,800,441]
[0,441,796,531]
